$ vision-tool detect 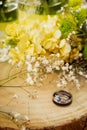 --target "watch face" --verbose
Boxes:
[53,90,72,106]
